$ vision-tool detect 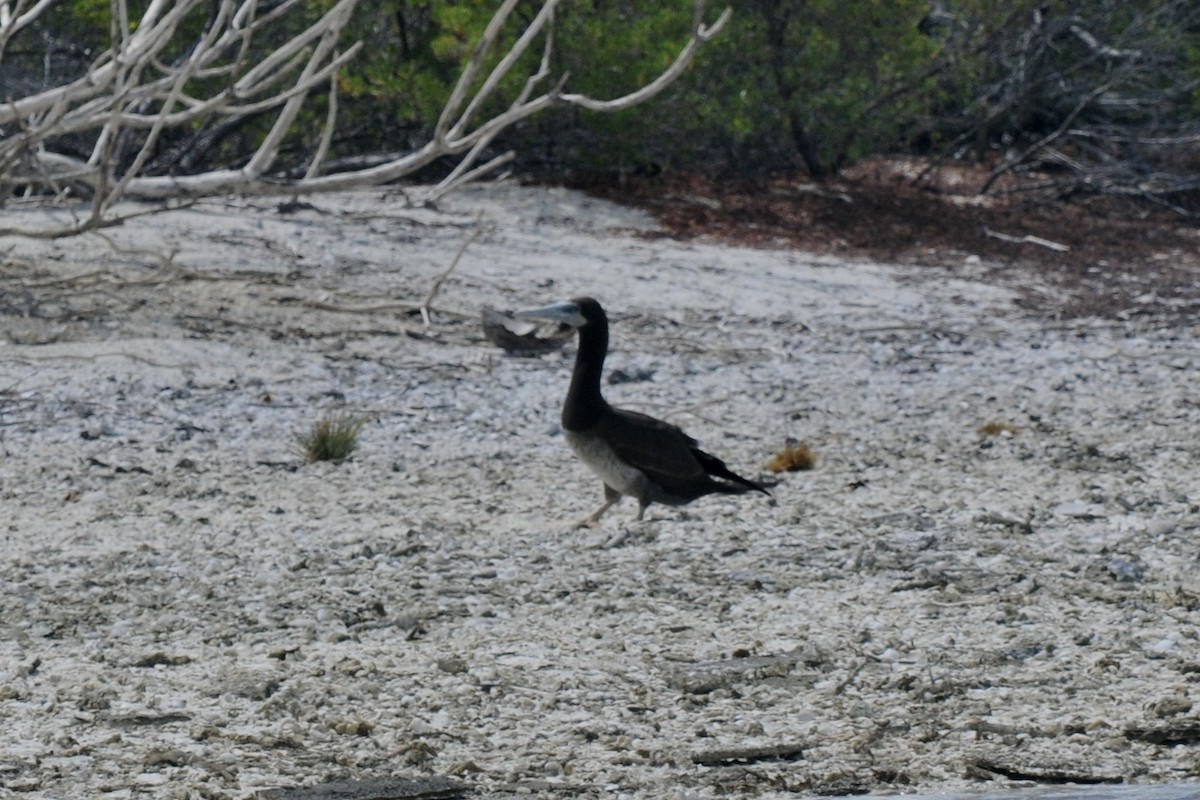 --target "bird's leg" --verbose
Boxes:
[572,485,621,529]
[595,498,656,548]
